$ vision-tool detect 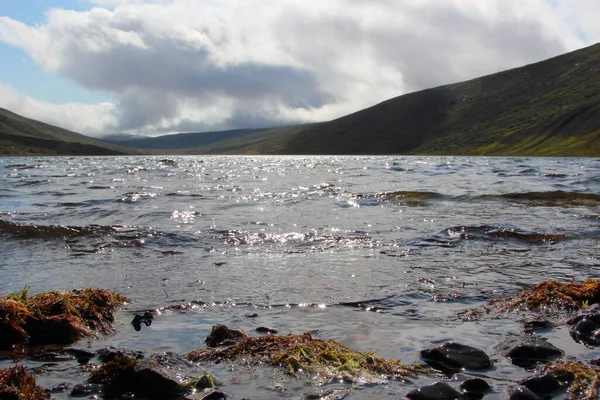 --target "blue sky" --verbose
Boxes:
[0,1,598,137]
[0,1,112,104]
